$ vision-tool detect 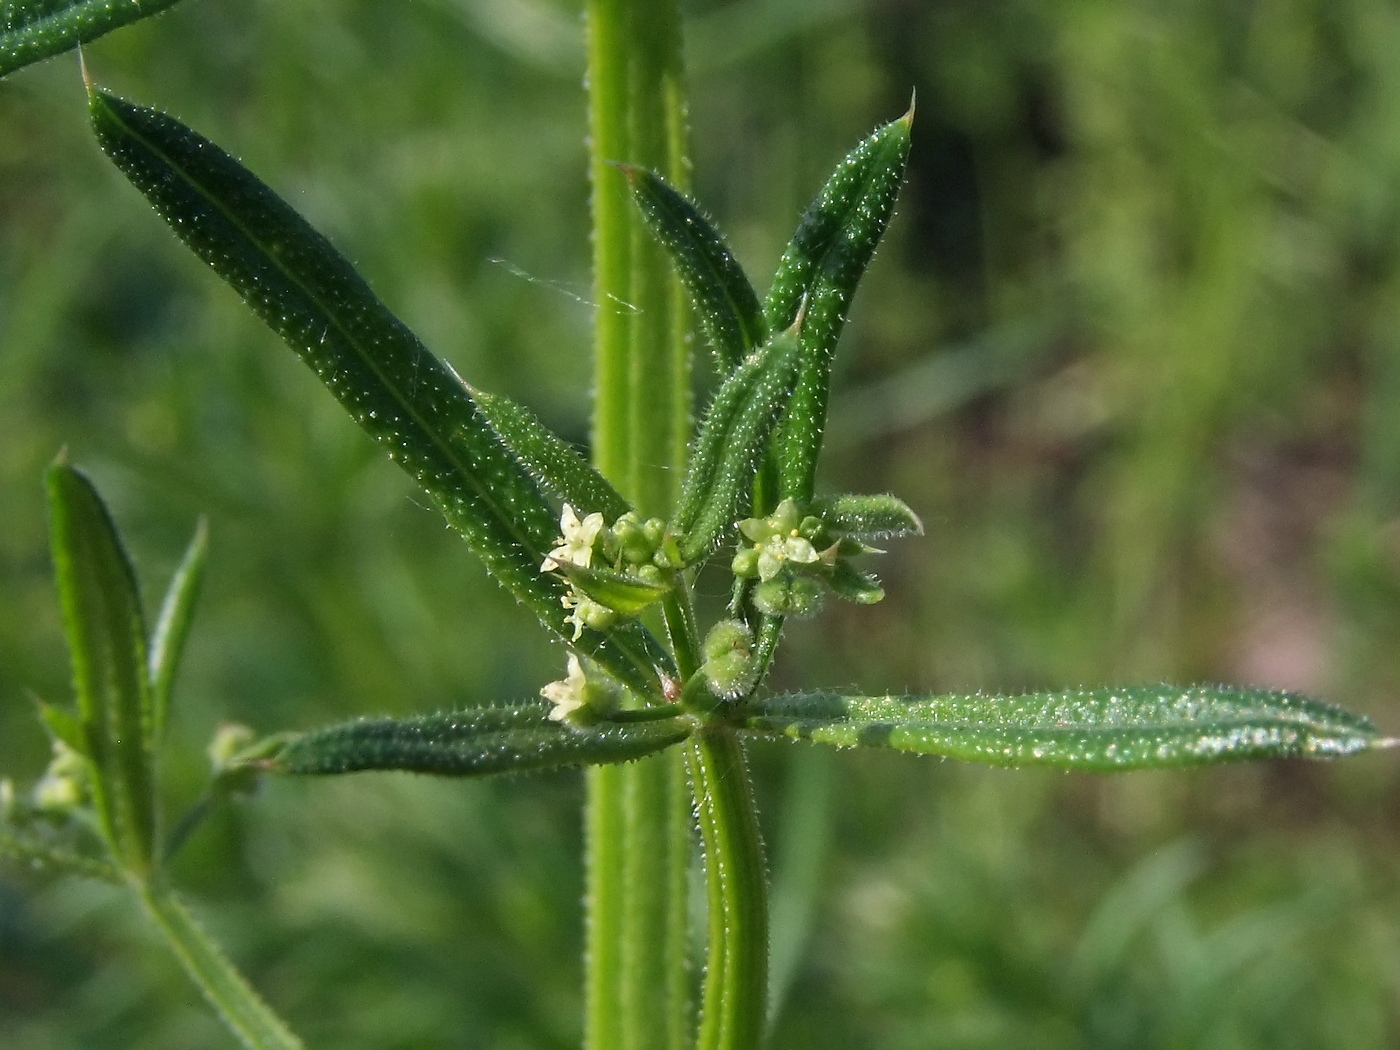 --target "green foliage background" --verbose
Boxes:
[4,0,1400,1046]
